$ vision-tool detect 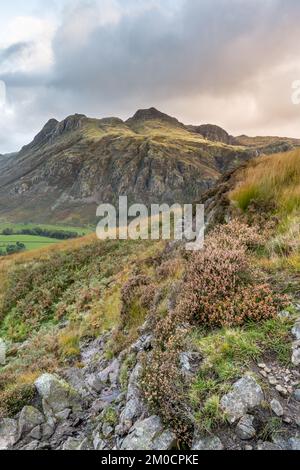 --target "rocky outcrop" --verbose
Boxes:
[120,416,177,451]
